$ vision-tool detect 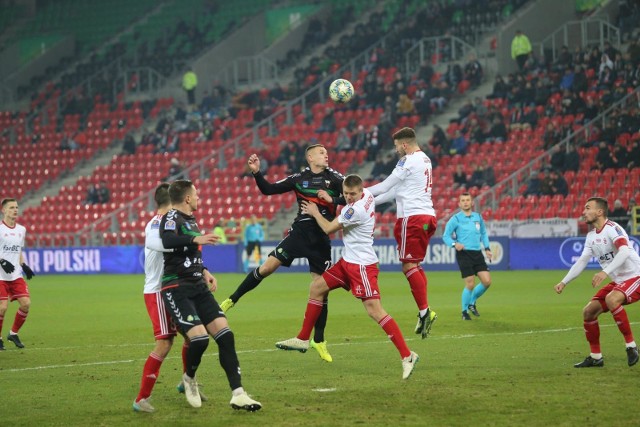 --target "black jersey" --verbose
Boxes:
[159,208,205,287]
[253,167,344,224]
